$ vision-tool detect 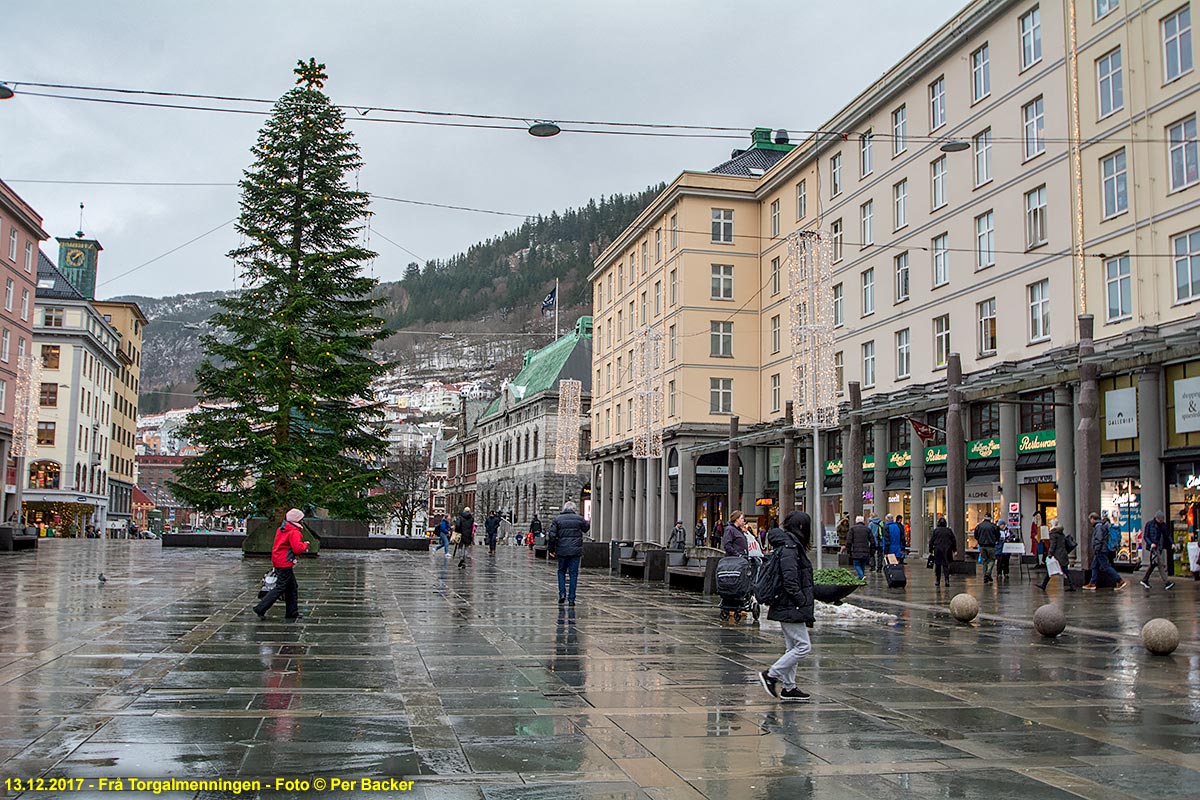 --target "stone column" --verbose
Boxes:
[946,354,966,554]
[910,429,927,549]
[591,464,602,540]
[839,427,851,523]
[846,382,864,521]
[999,402,1019,530]
[679,450,696,535]
[728,416,740,518]
[1054,385,1076,542]
[611,459,624,541]
[660,454,673,541]
[603,460,616,541]
[873,419,888,521]
[1138,368,1164,526]
[781,401,796,515]
[1076,315,1101,565]
[645,456,660,543]
[633,458,646,539]
[741,445,758,516]
[806,432,818,516]
[622,457,636,541]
